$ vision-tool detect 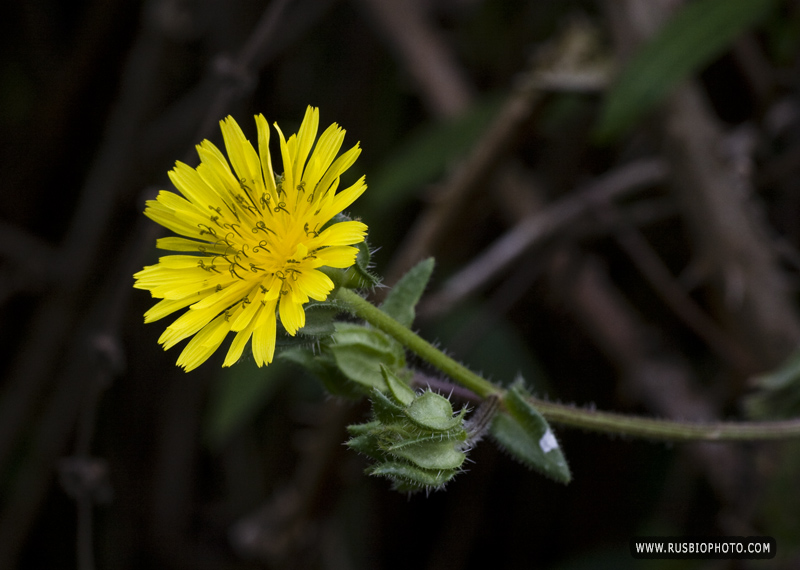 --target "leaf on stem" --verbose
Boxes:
[490,380,571,484]
[380,257,434,328]
[327,322,406,392]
